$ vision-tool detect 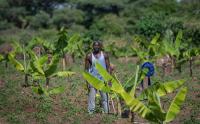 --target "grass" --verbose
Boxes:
[0,57,200,124]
